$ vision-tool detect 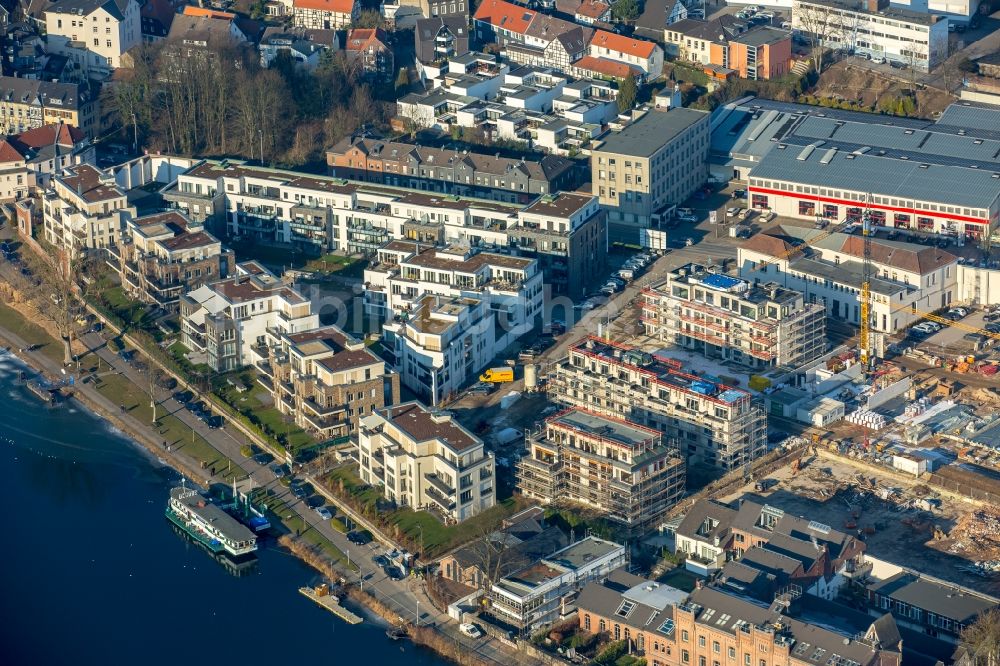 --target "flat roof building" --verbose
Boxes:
[591,107,710,242]
[642,263,827,369]
[549,337,766,471]
[517,408,685,530]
